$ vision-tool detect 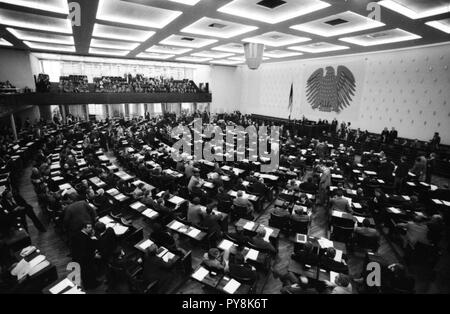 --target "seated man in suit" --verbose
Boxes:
[319,247,347,274]
[272,206,290,218]
[150,223,176,249]
[250,227,277,255]
[299,177,317,192]
[330,188,352,213]
[251,178,268,197]
[202,248,225,272]
[217,187,232,203]
[292,242,319,265]
[141,244,171,290]
[280,274,318,294]
[200,206,223,237]
[354,218,380,243]
[233,191,254,216]
[227,225,251,246]
[187,197,203,225]
[286,179,300,192]
[226,253,257,282]
[93,188,109,209]
[325,273,352,294]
